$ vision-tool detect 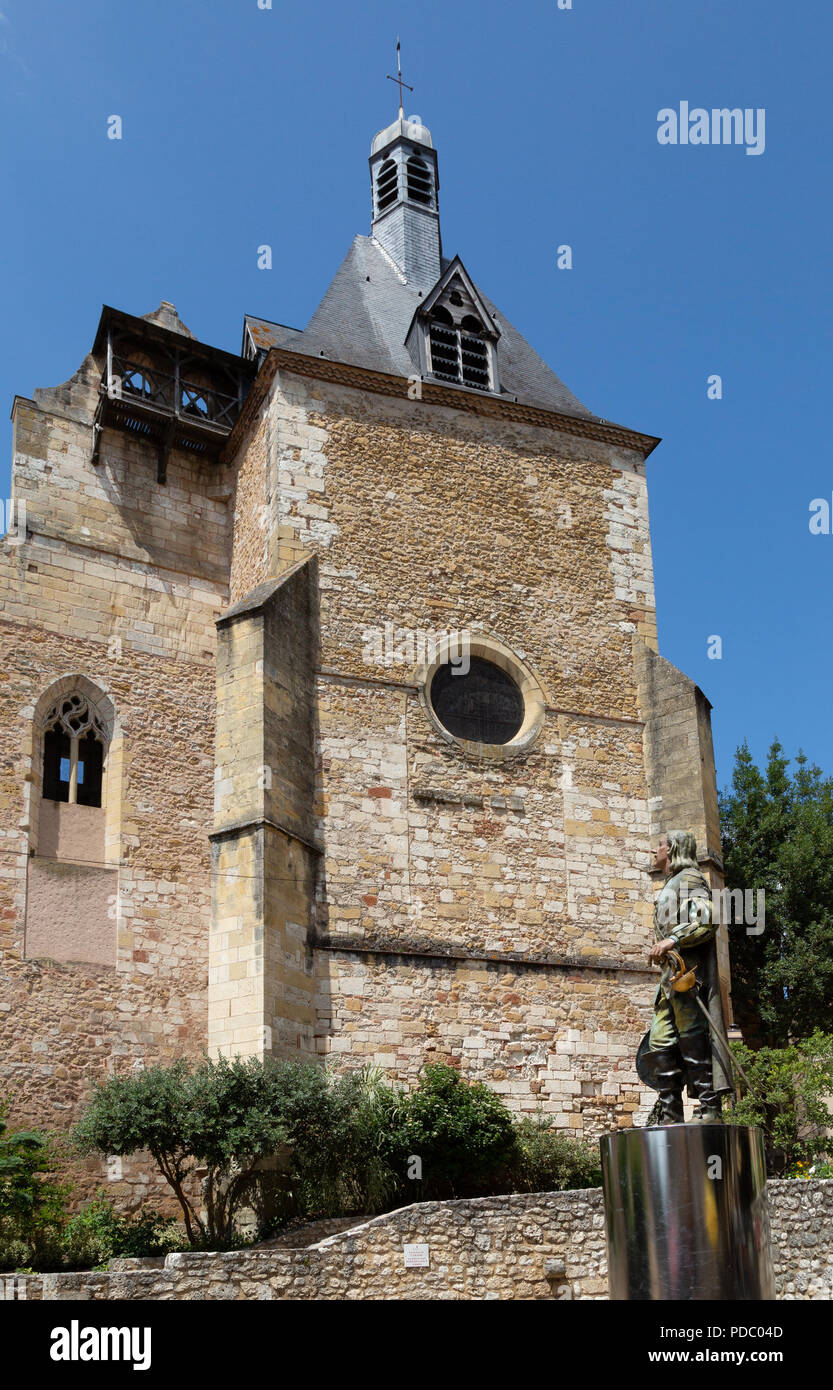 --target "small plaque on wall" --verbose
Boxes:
[403,1243,430,1268]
